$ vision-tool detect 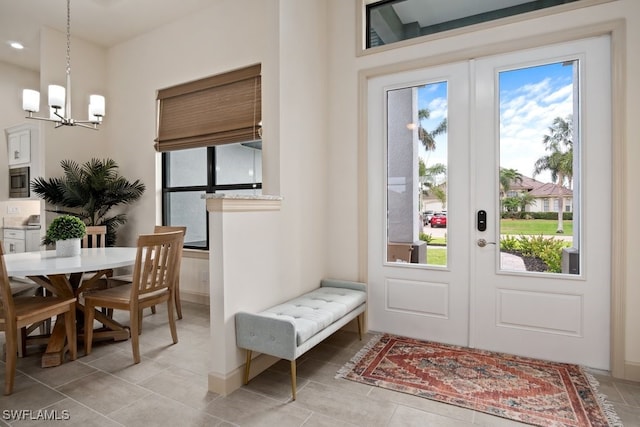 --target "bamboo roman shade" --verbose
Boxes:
[155,64,261,152]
